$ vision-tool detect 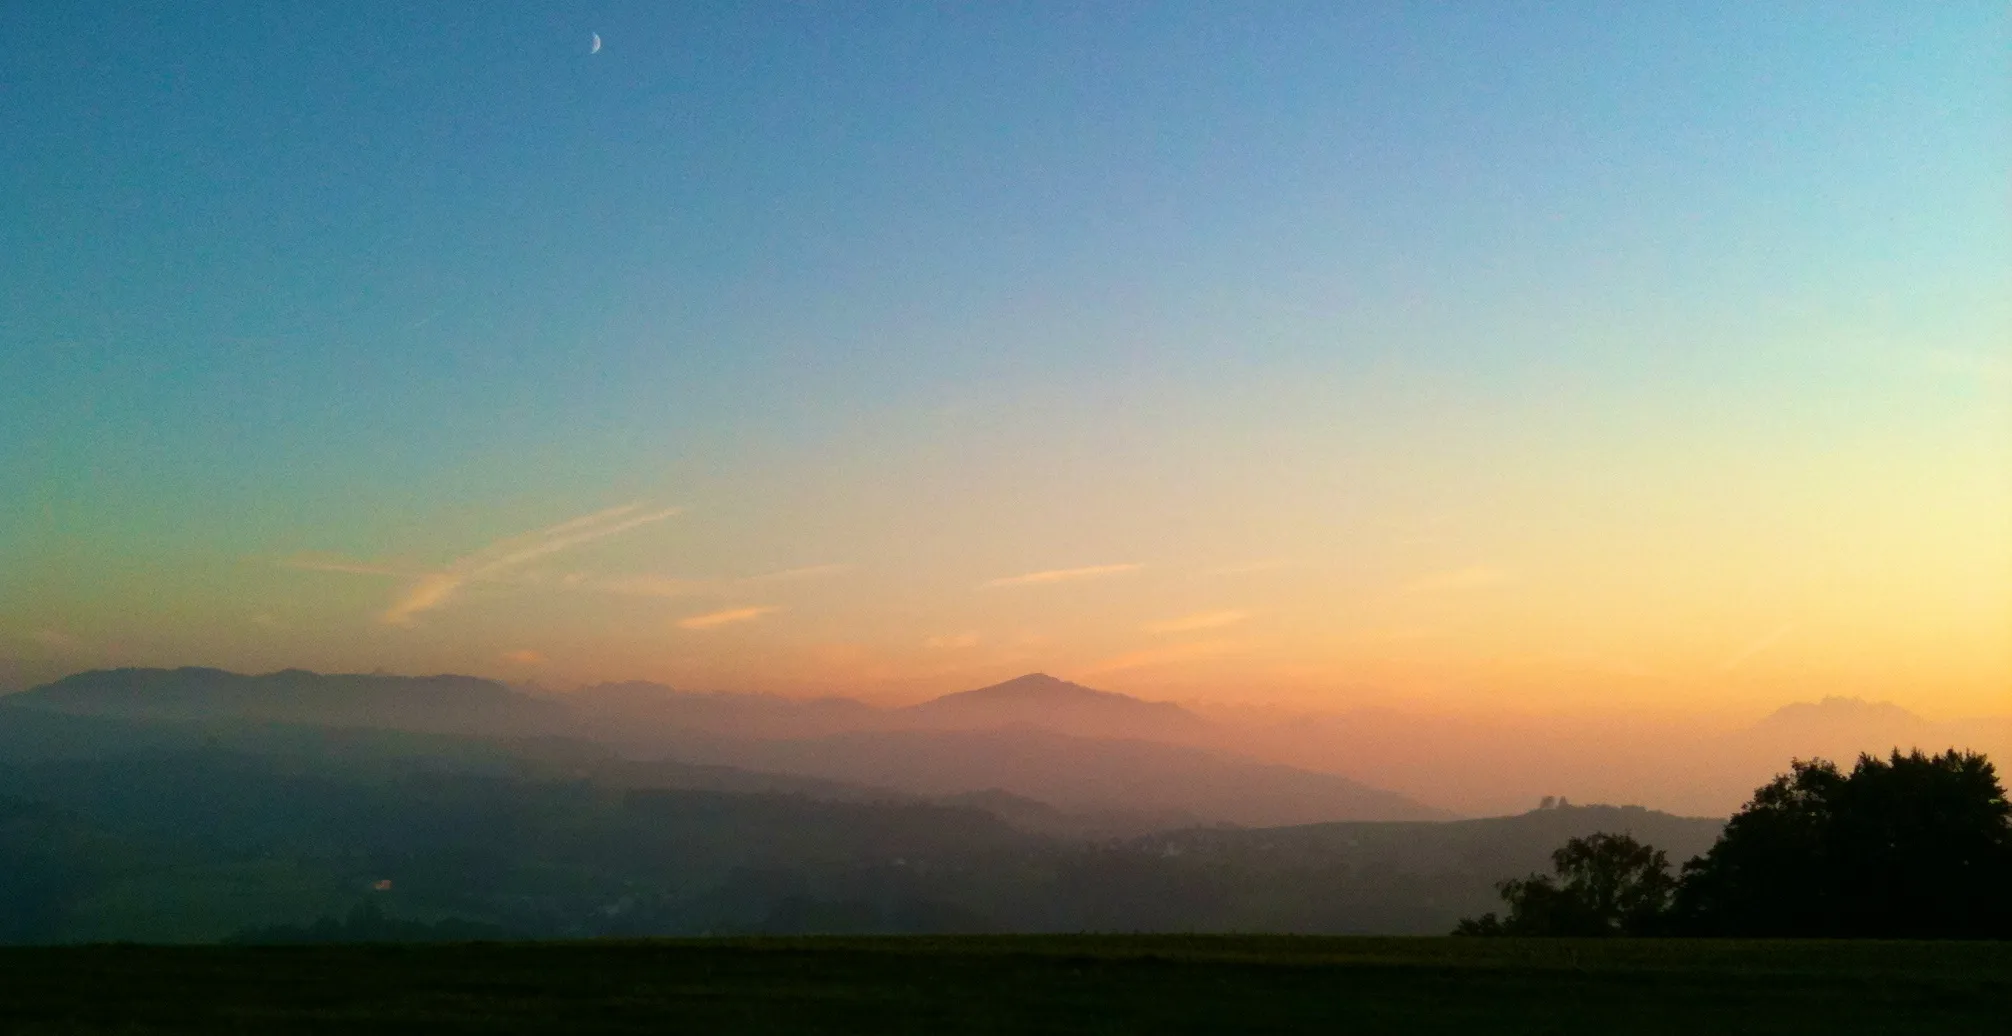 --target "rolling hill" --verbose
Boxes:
[895,673,1212,741]
[8,668,560,737]
[9,668,1443,826]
